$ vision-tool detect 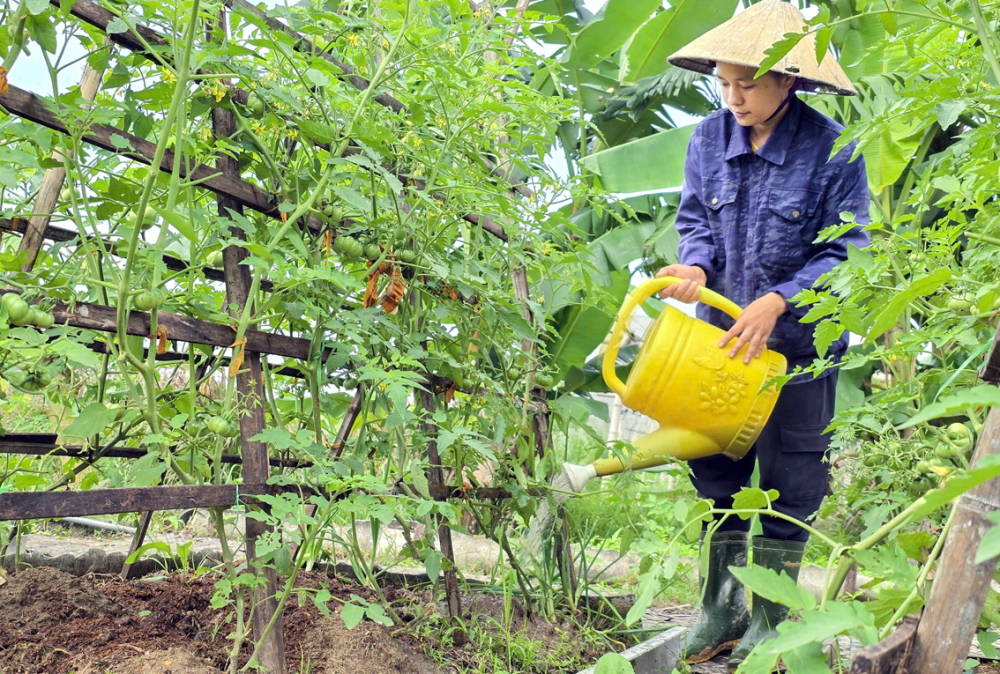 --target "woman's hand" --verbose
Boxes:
[656,264,707,303]
[718,292,788,364]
